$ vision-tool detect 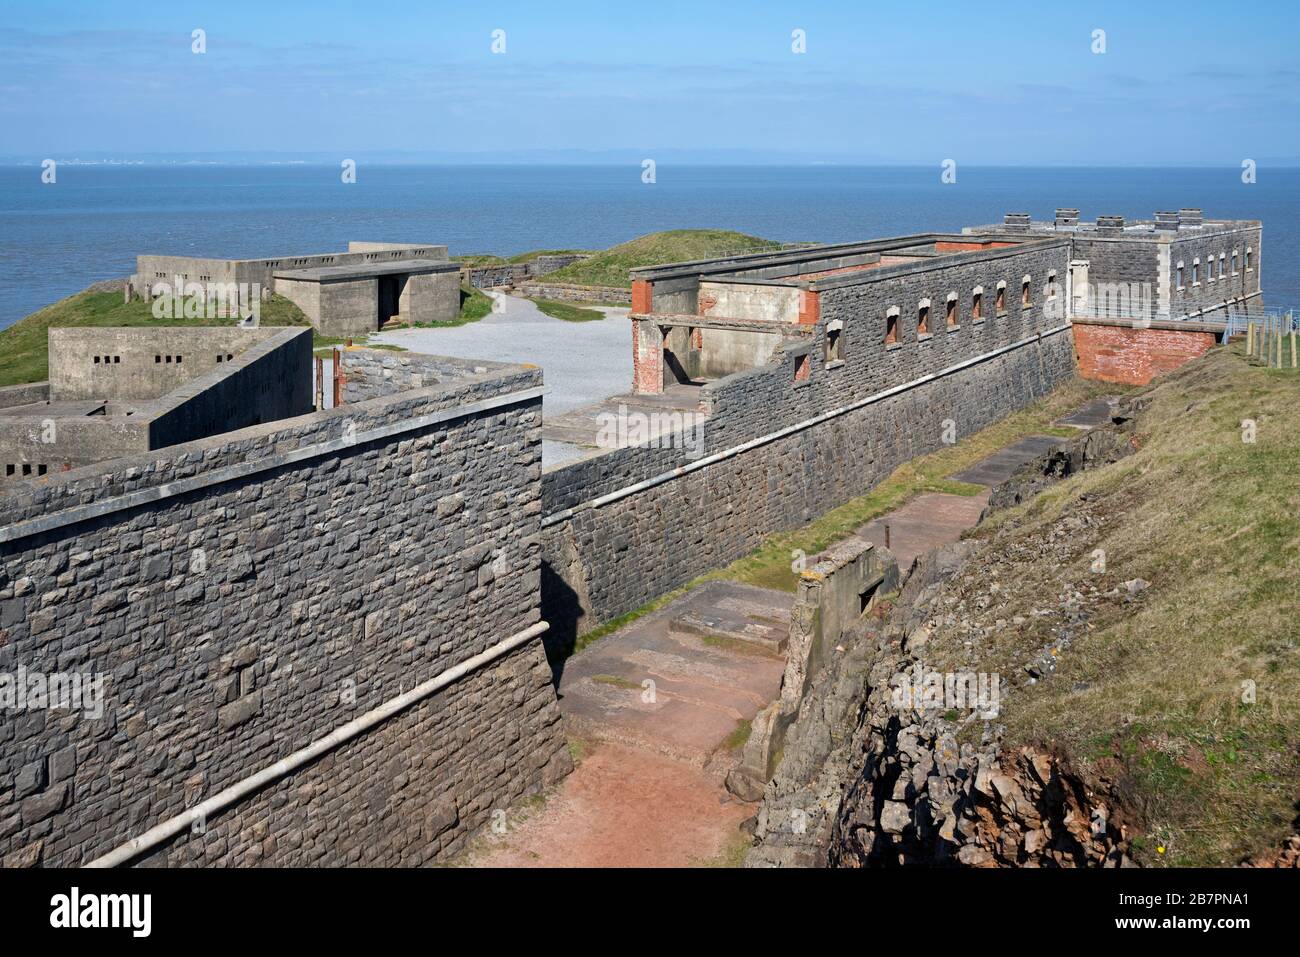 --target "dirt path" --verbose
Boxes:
[461,743,751,867]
